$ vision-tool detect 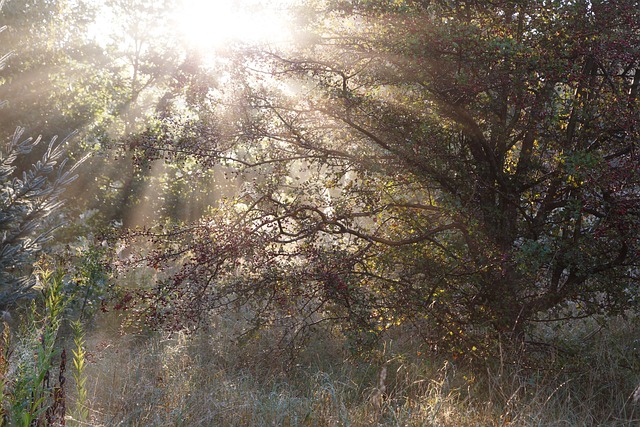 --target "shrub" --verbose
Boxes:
[0,128,85,309]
